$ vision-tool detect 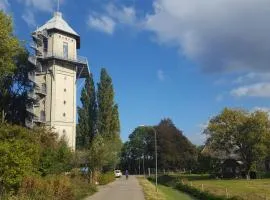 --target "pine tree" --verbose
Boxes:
[77,74,97,149]
[97,68,114,137]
